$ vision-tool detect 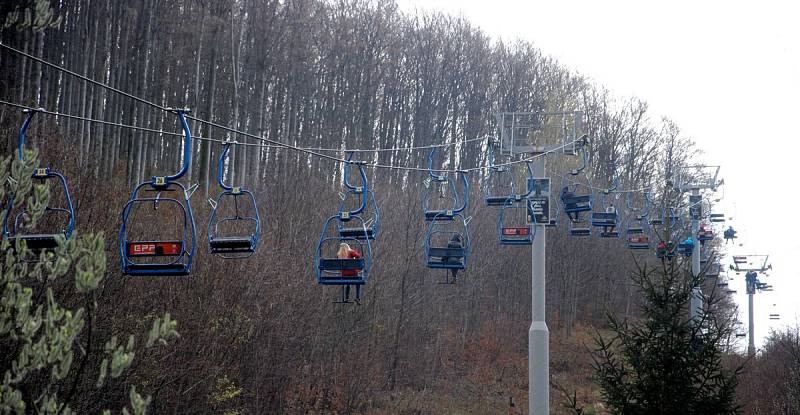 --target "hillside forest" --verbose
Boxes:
[1,0,799,413]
